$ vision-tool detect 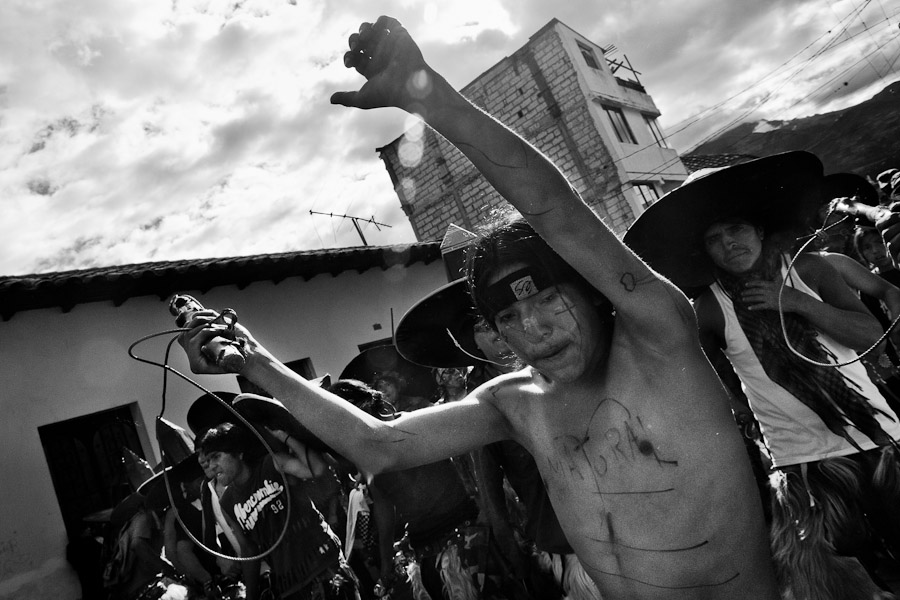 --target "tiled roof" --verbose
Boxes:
[0,243,442,321]
[680,153,759,173]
